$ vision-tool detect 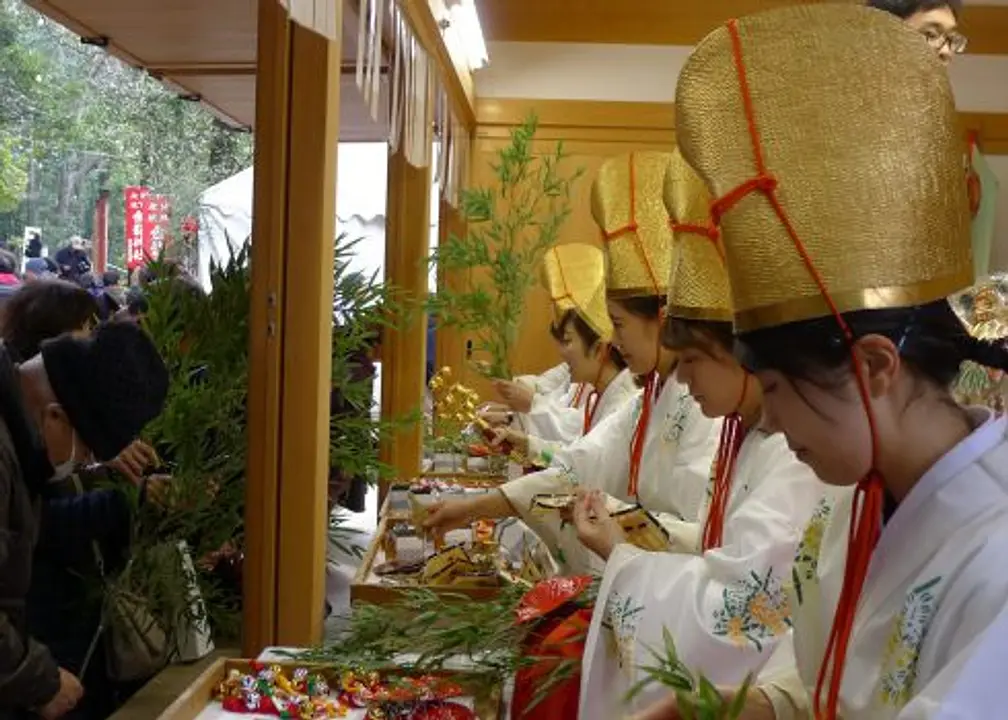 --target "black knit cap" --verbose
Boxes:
[40,321,169,461]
